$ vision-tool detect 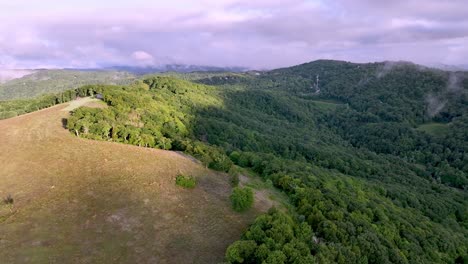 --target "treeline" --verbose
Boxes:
[67,78,233,172]
[63,73,467,263]
[0,84,115,120]
[226,208,314,263]
[0,90,78,119]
